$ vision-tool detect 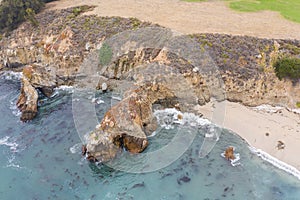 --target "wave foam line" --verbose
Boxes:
[249,146,300,180]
